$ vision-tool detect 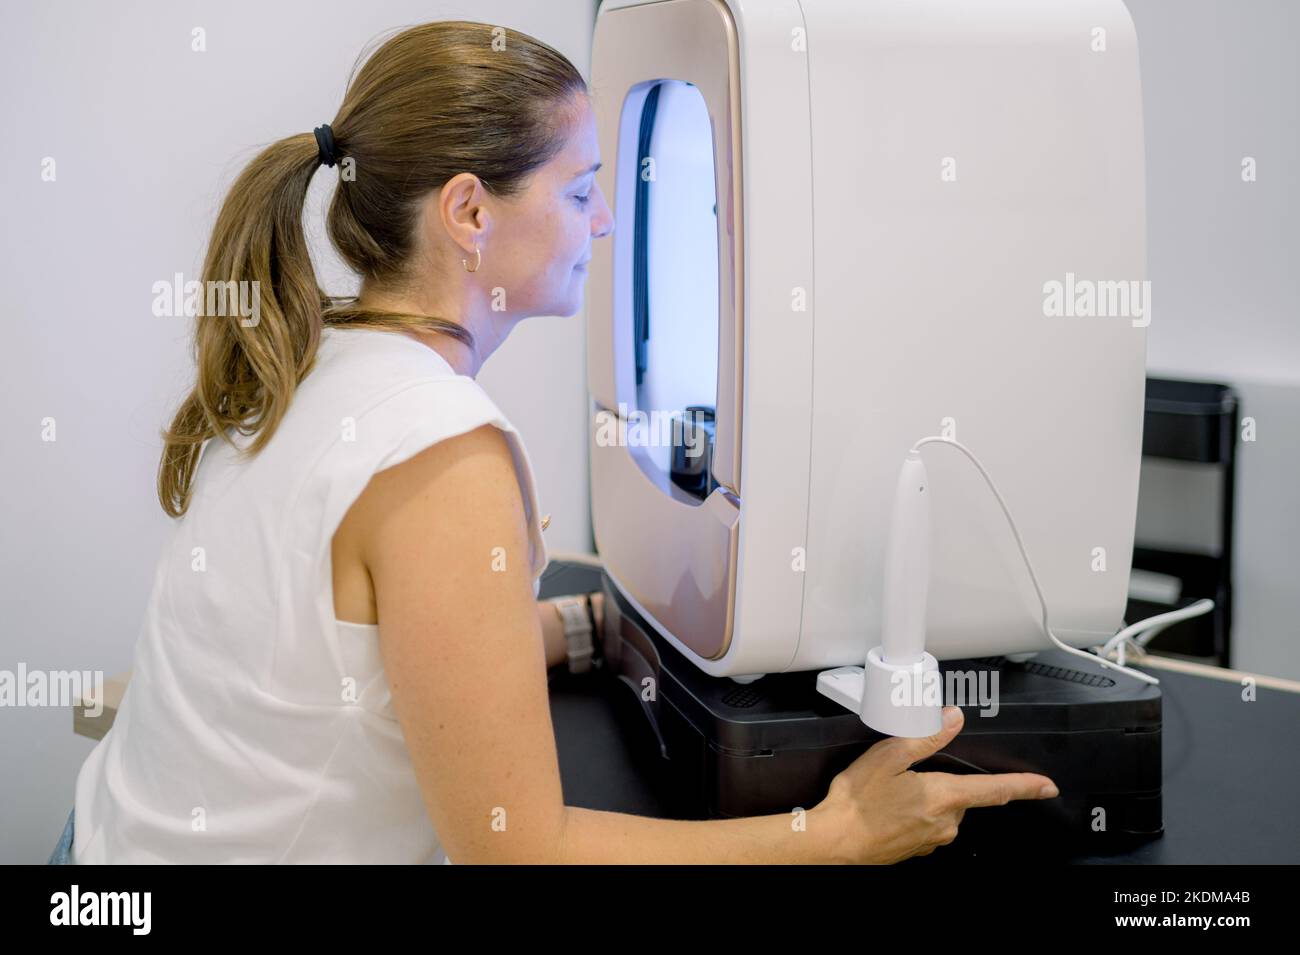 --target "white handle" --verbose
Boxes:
[880,450,930,666]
